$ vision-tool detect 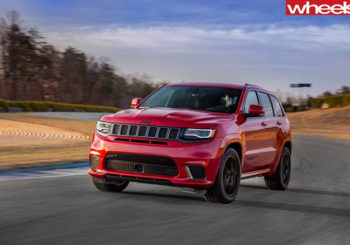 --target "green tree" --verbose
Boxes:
[0,10,160,108]
[59,47,87,103]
